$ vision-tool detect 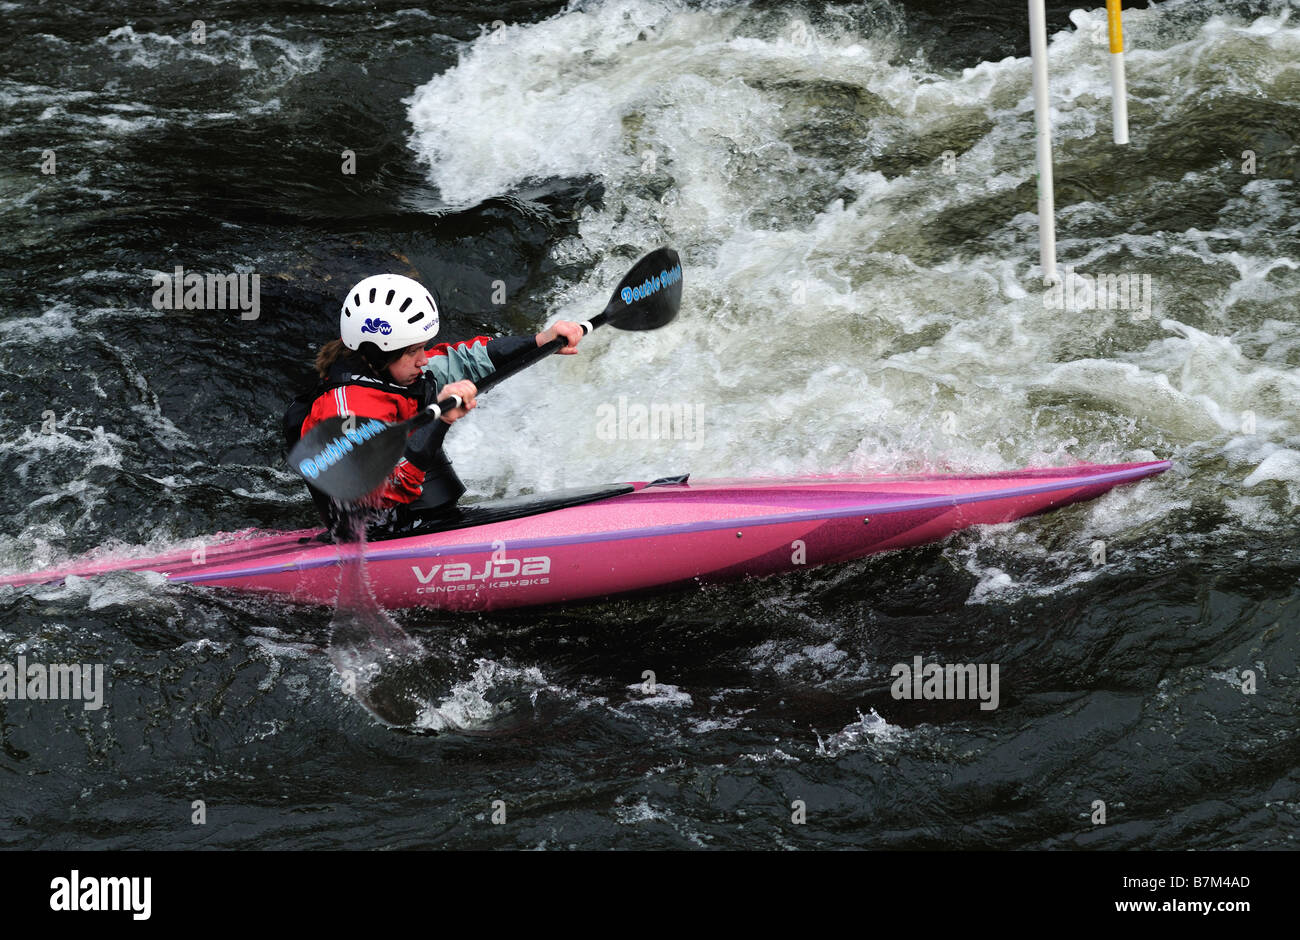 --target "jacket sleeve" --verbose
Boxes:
[422,335,536,387]
[300,385,426,506]
[376,458,426,505]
